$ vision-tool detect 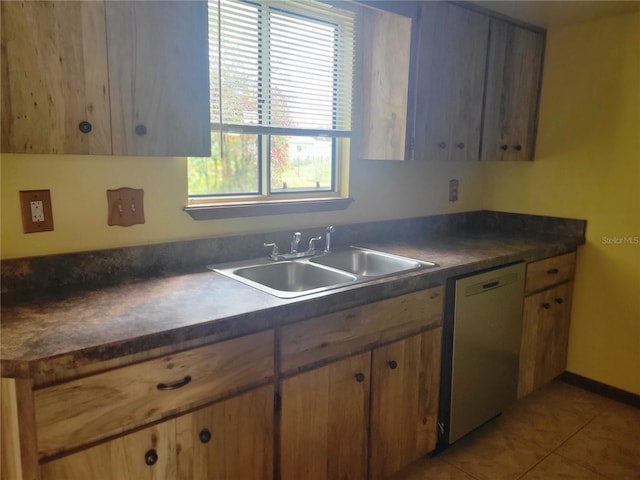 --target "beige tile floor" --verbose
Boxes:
[392,380,640,480]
